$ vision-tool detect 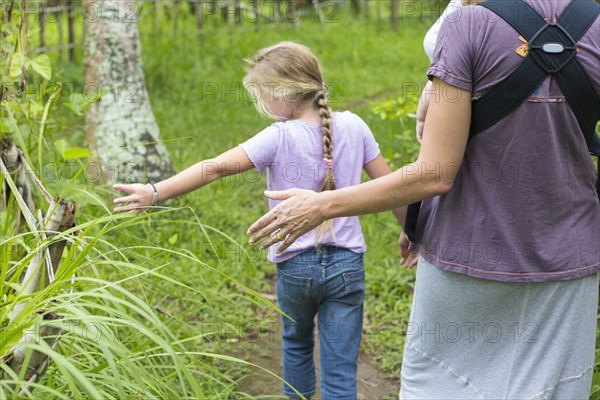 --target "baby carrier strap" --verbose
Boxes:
[404,0,600,243]
[472,0,600,144]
